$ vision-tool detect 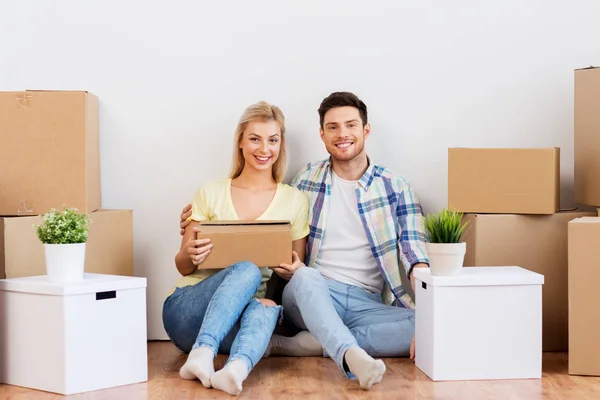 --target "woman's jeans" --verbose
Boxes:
[162,261,282,372]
